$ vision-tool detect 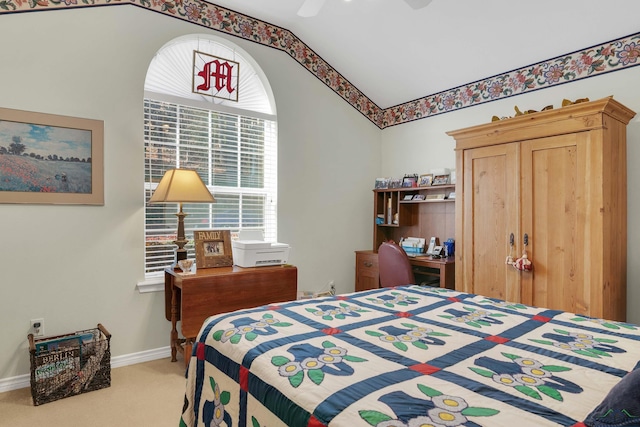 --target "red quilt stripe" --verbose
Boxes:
[196,342,205,360]
[307,415,326,427]
[395,312,413,318]
[486,335,510,344]
[533,314,551,322]
[322,328,342,335]
[409,363,441,375]
[240,366,249,391]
